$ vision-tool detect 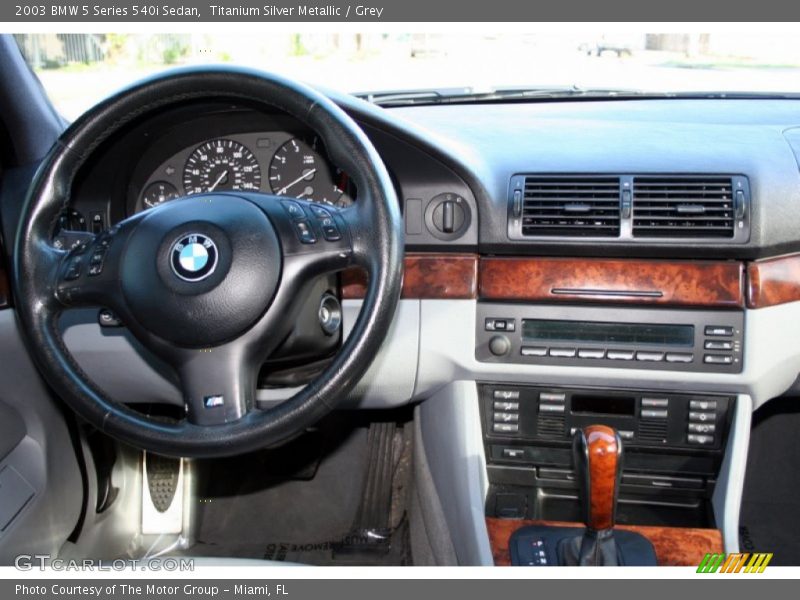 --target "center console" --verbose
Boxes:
[480,383,734,528]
